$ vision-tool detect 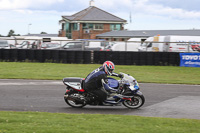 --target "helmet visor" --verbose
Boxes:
[109,69,114,73]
